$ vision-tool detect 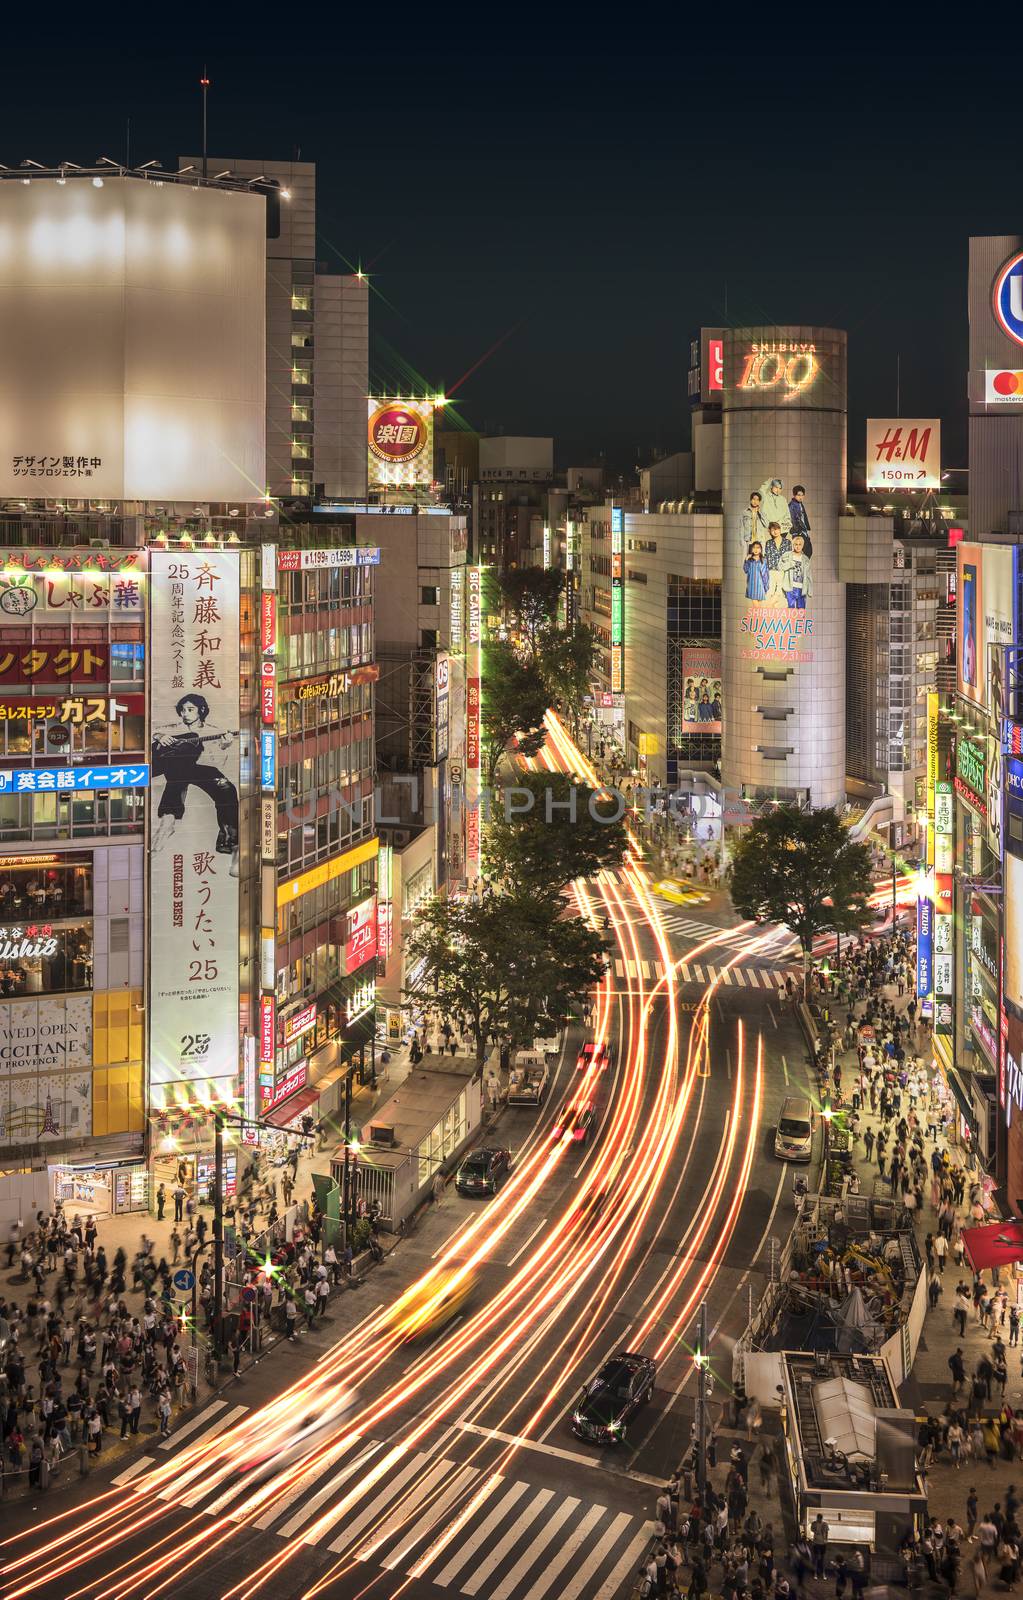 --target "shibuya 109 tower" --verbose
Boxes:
[720,326,847,811]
